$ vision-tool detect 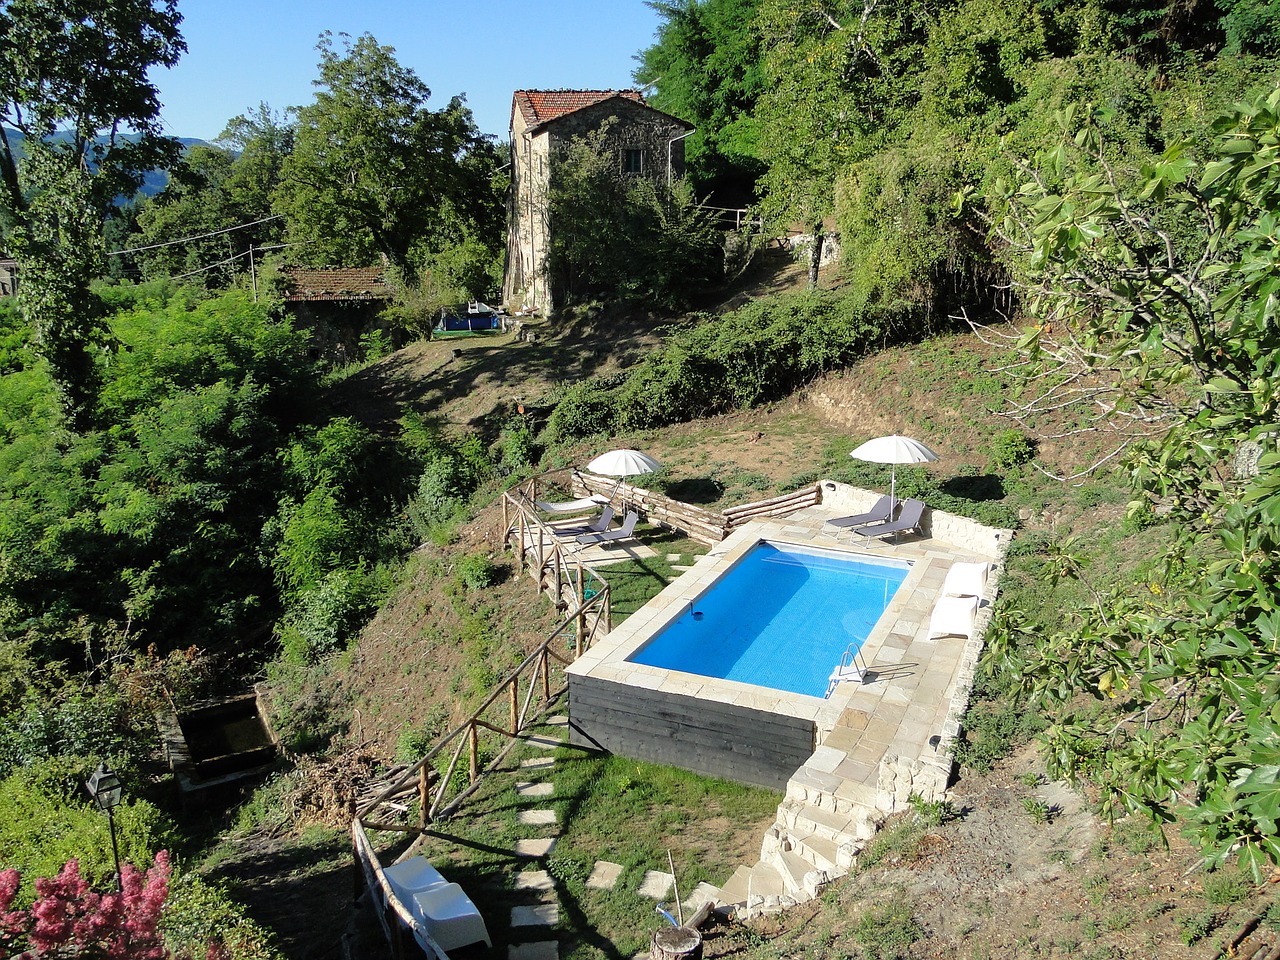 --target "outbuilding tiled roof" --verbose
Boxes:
[512,89,646,130]
[280,266,392,302]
